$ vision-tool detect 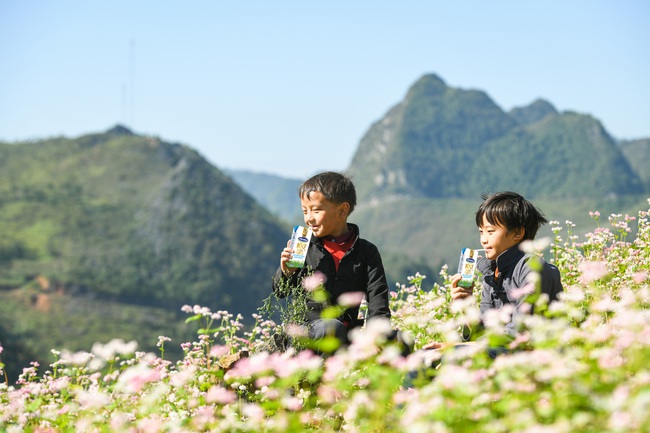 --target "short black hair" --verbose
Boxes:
[475,191,547,240]
[299,171,357,214]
